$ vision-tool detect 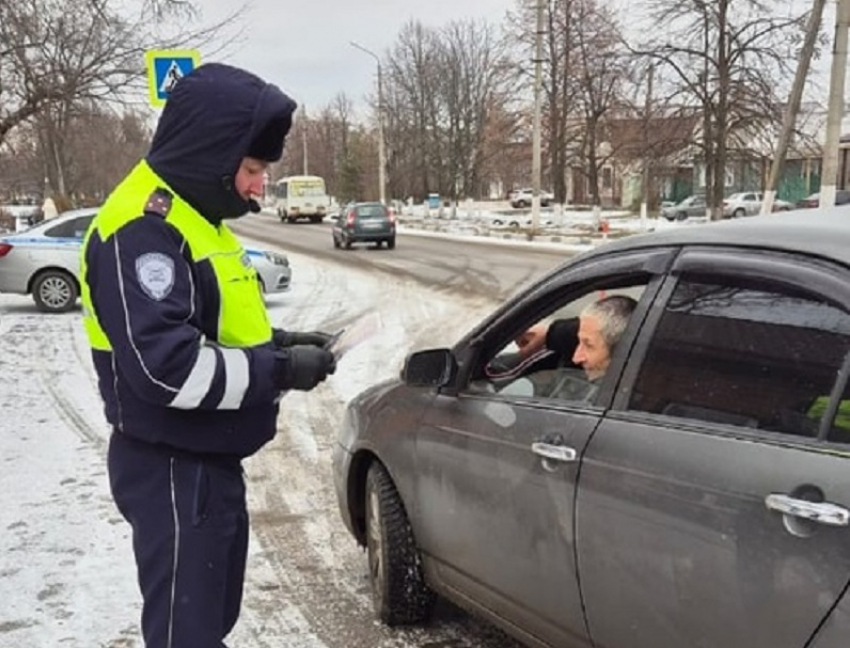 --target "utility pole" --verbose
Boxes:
[762,0,826,215]
[351,41,387,204]
[301,105,309,175]
[640,64,654,230]
[531,0,545,234]
[821,0,850,208]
